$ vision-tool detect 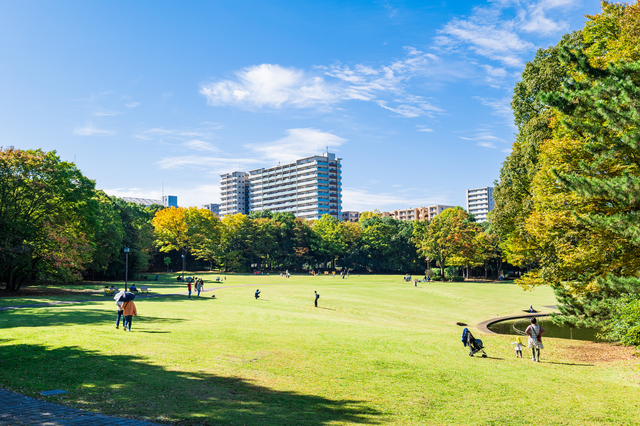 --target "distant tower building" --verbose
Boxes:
[220,172,248,217]
[341,211,360,222]
[162,195,178,208]
[202,203,221,216]
[220,152,342,220]
[466,187,494,222]
[246,152,342,220]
